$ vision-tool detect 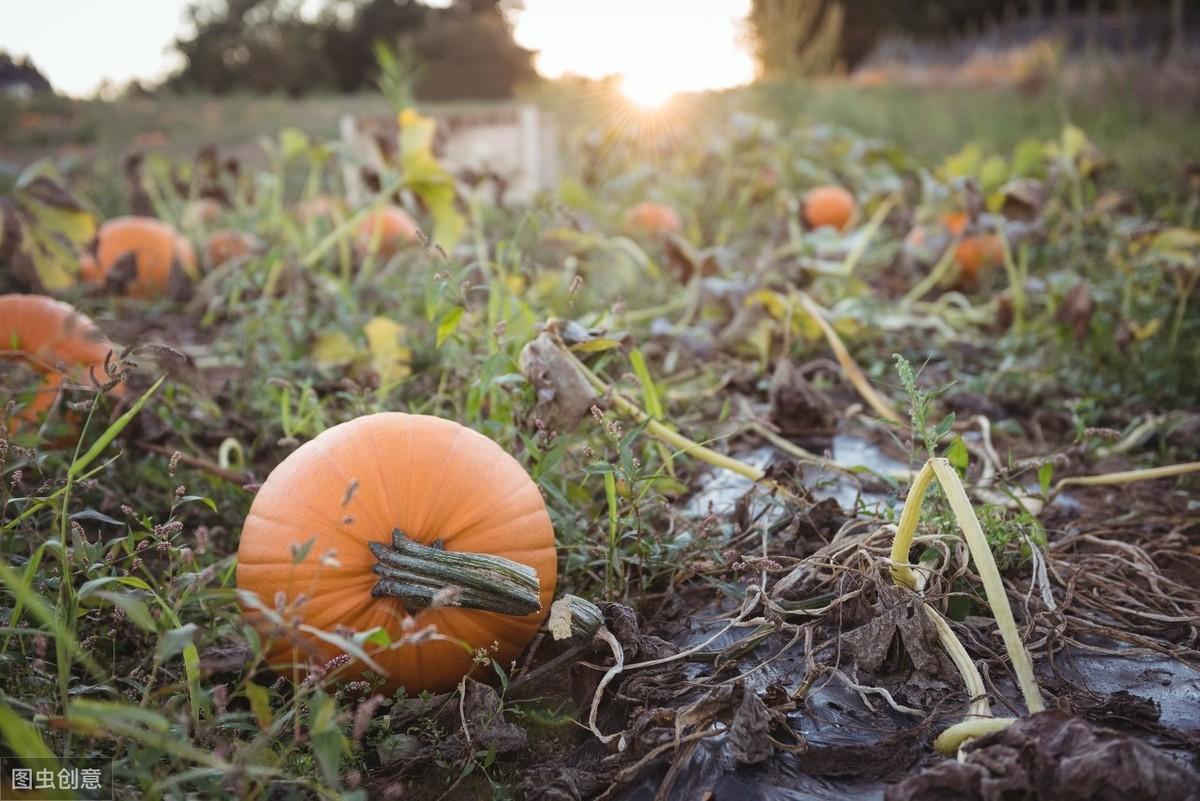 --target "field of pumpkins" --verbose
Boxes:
[1,100,1199,800]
